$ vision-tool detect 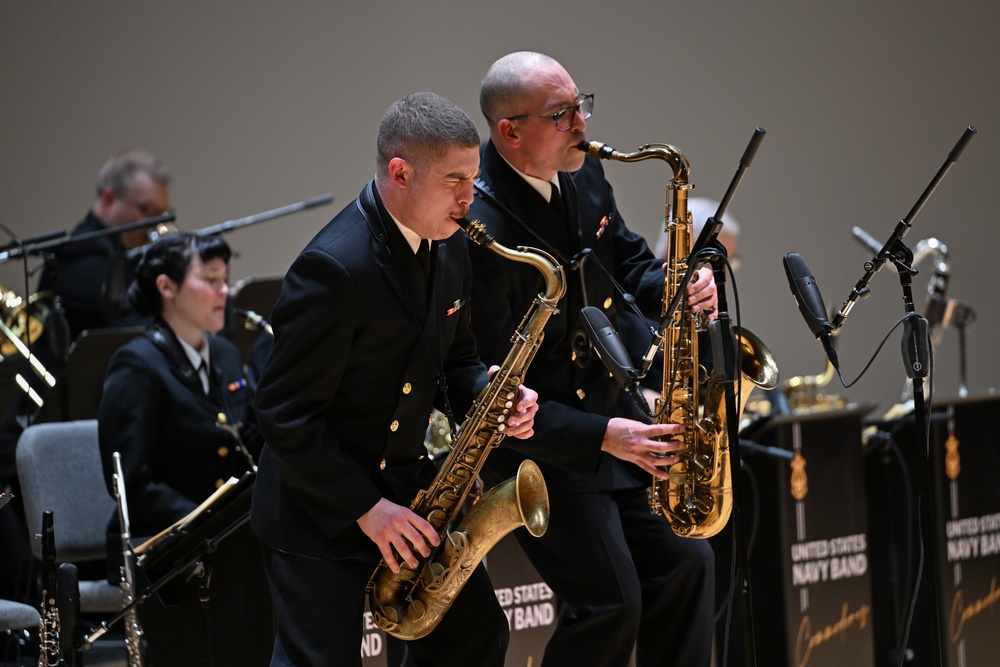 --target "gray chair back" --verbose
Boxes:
[15,420,125,616]
[0,598,40,631]
[15,420,112,563]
